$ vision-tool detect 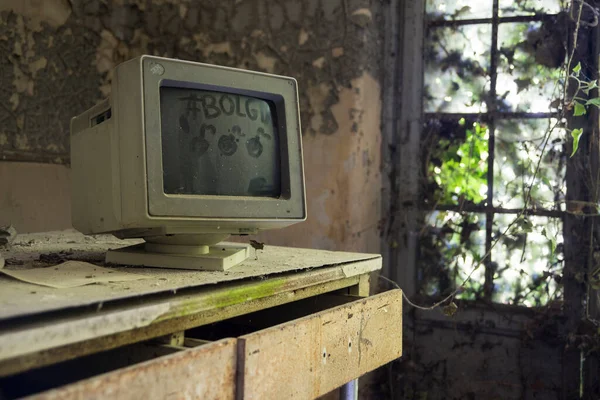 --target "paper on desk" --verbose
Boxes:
[0,260,149,288]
